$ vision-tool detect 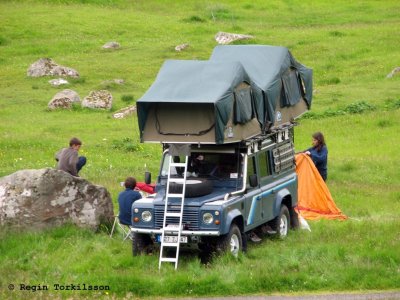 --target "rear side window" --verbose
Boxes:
[258,151,271,178]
